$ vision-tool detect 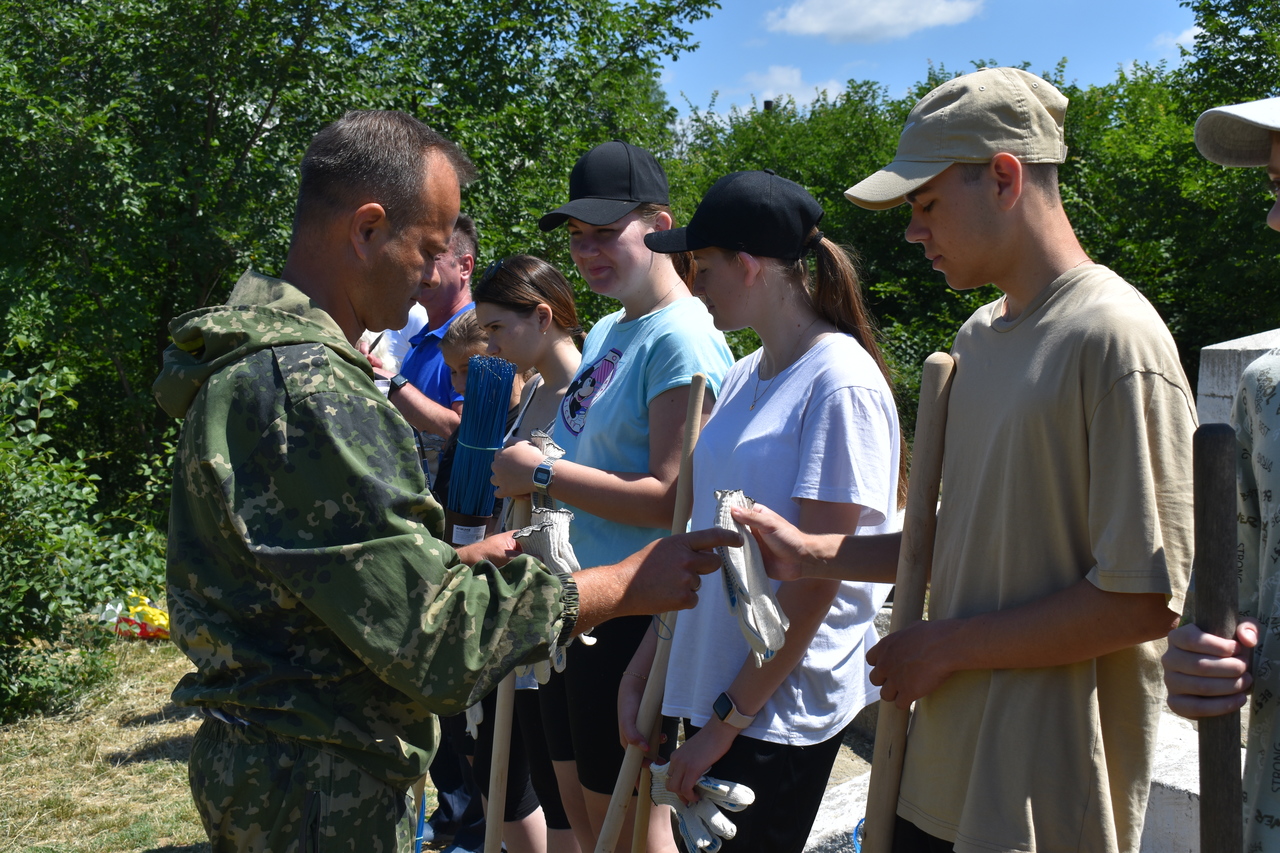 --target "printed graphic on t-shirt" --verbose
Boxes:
[561,348,622,436]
